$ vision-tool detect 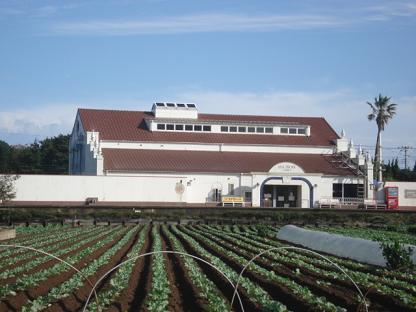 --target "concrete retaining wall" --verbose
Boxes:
[0,228,16,241]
